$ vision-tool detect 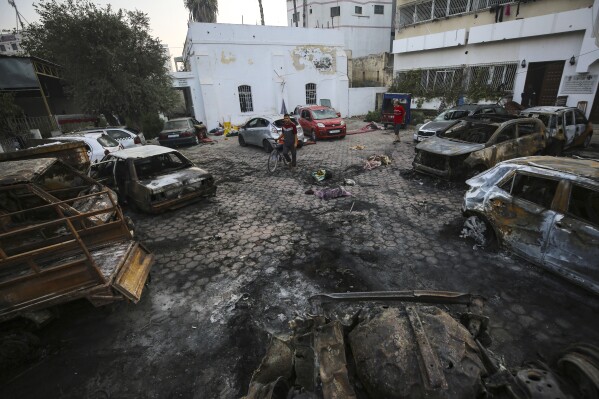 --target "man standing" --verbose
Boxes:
[279,114,297,167]
[393,99,405,143]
